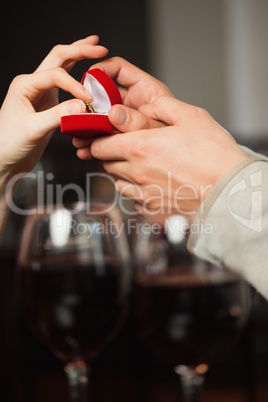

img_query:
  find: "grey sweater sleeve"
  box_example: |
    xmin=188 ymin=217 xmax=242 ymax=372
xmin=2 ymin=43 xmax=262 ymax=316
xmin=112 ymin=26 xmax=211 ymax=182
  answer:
xmin=187 ymin=147 xmax=268 ymax=299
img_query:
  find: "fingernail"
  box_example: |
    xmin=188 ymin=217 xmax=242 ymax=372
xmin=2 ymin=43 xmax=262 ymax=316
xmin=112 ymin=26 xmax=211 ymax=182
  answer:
xmin=69 ymin=100 xmax=86 ymax=114
xmin=114 ymin=107 xmax=128 ymax=126
xmin=96 ymin=45 xmax=109 ymax=53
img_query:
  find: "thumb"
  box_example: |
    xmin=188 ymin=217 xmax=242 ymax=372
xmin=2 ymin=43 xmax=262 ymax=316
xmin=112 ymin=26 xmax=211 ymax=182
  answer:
xmin=108 ymin=104 xmax=165 ymax=133
xmin=139 ymin=95 xmax=185 ymax=126
xmin=32 ymin=99 xmax=86 ymax=138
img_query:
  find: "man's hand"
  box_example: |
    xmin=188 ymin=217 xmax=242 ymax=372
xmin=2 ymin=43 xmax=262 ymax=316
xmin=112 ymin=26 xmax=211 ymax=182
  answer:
xmin=89 ymin=96 xmax=247 ymax=218
xmin=73 ymin=57 xmax=172 ymax=158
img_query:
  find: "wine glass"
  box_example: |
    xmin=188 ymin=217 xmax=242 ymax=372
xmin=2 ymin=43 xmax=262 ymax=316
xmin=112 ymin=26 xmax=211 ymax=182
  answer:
xmin=132 ymin=215 xmax=251 ymax=402
xmin=16 ymin=202 xmax=131 ymax=402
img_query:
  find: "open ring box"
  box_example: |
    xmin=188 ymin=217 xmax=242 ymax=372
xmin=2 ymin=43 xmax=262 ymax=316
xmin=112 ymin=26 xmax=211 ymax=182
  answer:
xmin=61 ymin=69 xmax=122 ymax=138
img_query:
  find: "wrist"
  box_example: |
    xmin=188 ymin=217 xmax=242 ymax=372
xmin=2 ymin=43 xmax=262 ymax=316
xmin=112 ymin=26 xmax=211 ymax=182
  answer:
xmin=212 ymin=150 xmax=248 ymax=186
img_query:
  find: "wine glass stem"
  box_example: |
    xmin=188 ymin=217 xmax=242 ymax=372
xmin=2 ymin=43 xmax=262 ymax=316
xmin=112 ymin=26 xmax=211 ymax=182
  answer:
xmin=174 ymin=364 xmax=204 ymax=402
xmin=180 ymin=375 xmax=203 ymax=402
xmin=65 ymin=359 xmax=89 ymax=402
xmin=175 ymin=364 xmax=205 ymax=402
xmin=179 ymin=373 xmax=204 ymax=402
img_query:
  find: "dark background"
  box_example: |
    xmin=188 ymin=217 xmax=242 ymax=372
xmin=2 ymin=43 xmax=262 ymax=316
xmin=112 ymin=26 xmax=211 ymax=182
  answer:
xmin=0 ymin=0 xmax=149 ymax=253
xmin=1 ymin=1 xmax=268 ymax=401
xmin=0 ymin=0 xmax=149 ymax=192
xmin=0 ymin=1 xmax=149 ymax=401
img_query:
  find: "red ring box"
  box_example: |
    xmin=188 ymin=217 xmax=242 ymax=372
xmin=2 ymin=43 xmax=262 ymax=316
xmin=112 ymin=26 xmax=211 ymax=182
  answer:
xmin=61 ymin=69 xmax=122 ymax=138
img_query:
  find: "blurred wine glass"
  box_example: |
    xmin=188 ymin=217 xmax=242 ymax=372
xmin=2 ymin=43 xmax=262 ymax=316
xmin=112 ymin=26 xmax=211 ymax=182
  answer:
xmin=17 ymin=202 xmax=131 ymax=402
xmin=132 ymin=215 xmax=251 ymax=402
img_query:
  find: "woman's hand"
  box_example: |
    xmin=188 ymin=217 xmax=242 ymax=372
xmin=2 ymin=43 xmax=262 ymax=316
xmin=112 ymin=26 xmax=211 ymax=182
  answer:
xmin=0 ymin=35 xmax=108 ymax=182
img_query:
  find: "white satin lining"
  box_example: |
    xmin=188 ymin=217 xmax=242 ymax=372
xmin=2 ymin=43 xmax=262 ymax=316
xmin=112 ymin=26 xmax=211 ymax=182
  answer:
xmin=83 ymin=73 xmax=111 ymax=115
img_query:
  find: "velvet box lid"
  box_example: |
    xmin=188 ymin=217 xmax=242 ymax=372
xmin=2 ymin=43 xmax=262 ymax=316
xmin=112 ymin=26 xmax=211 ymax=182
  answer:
xmin=61 ymin=68 xmax=122 ymax=138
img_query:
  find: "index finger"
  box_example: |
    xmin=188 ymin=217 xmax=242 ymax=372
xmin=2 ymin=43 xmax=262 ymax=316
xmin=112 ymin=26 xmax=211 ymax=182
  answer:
xmin=36 ymin=36 xmax=108 ymax=72
xmin=90 ymin=57 xmax=145 ymax=87
xmin=90 ymin=57 xmax=173 ymax=107
xmin=15 ymin=67 xmax=92 ymax=103
xmin=91 ymin=132 xmax=132 ymax=161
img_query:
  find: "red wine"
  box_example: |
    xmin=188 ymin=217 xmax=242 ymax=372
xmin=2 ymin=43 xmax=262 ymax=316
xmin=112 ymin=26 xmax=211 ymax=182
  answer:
xmin=133 ymin=271 xmax=250 ymax=368
xmin=19 ymin=255 xmax=130 ymax=363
